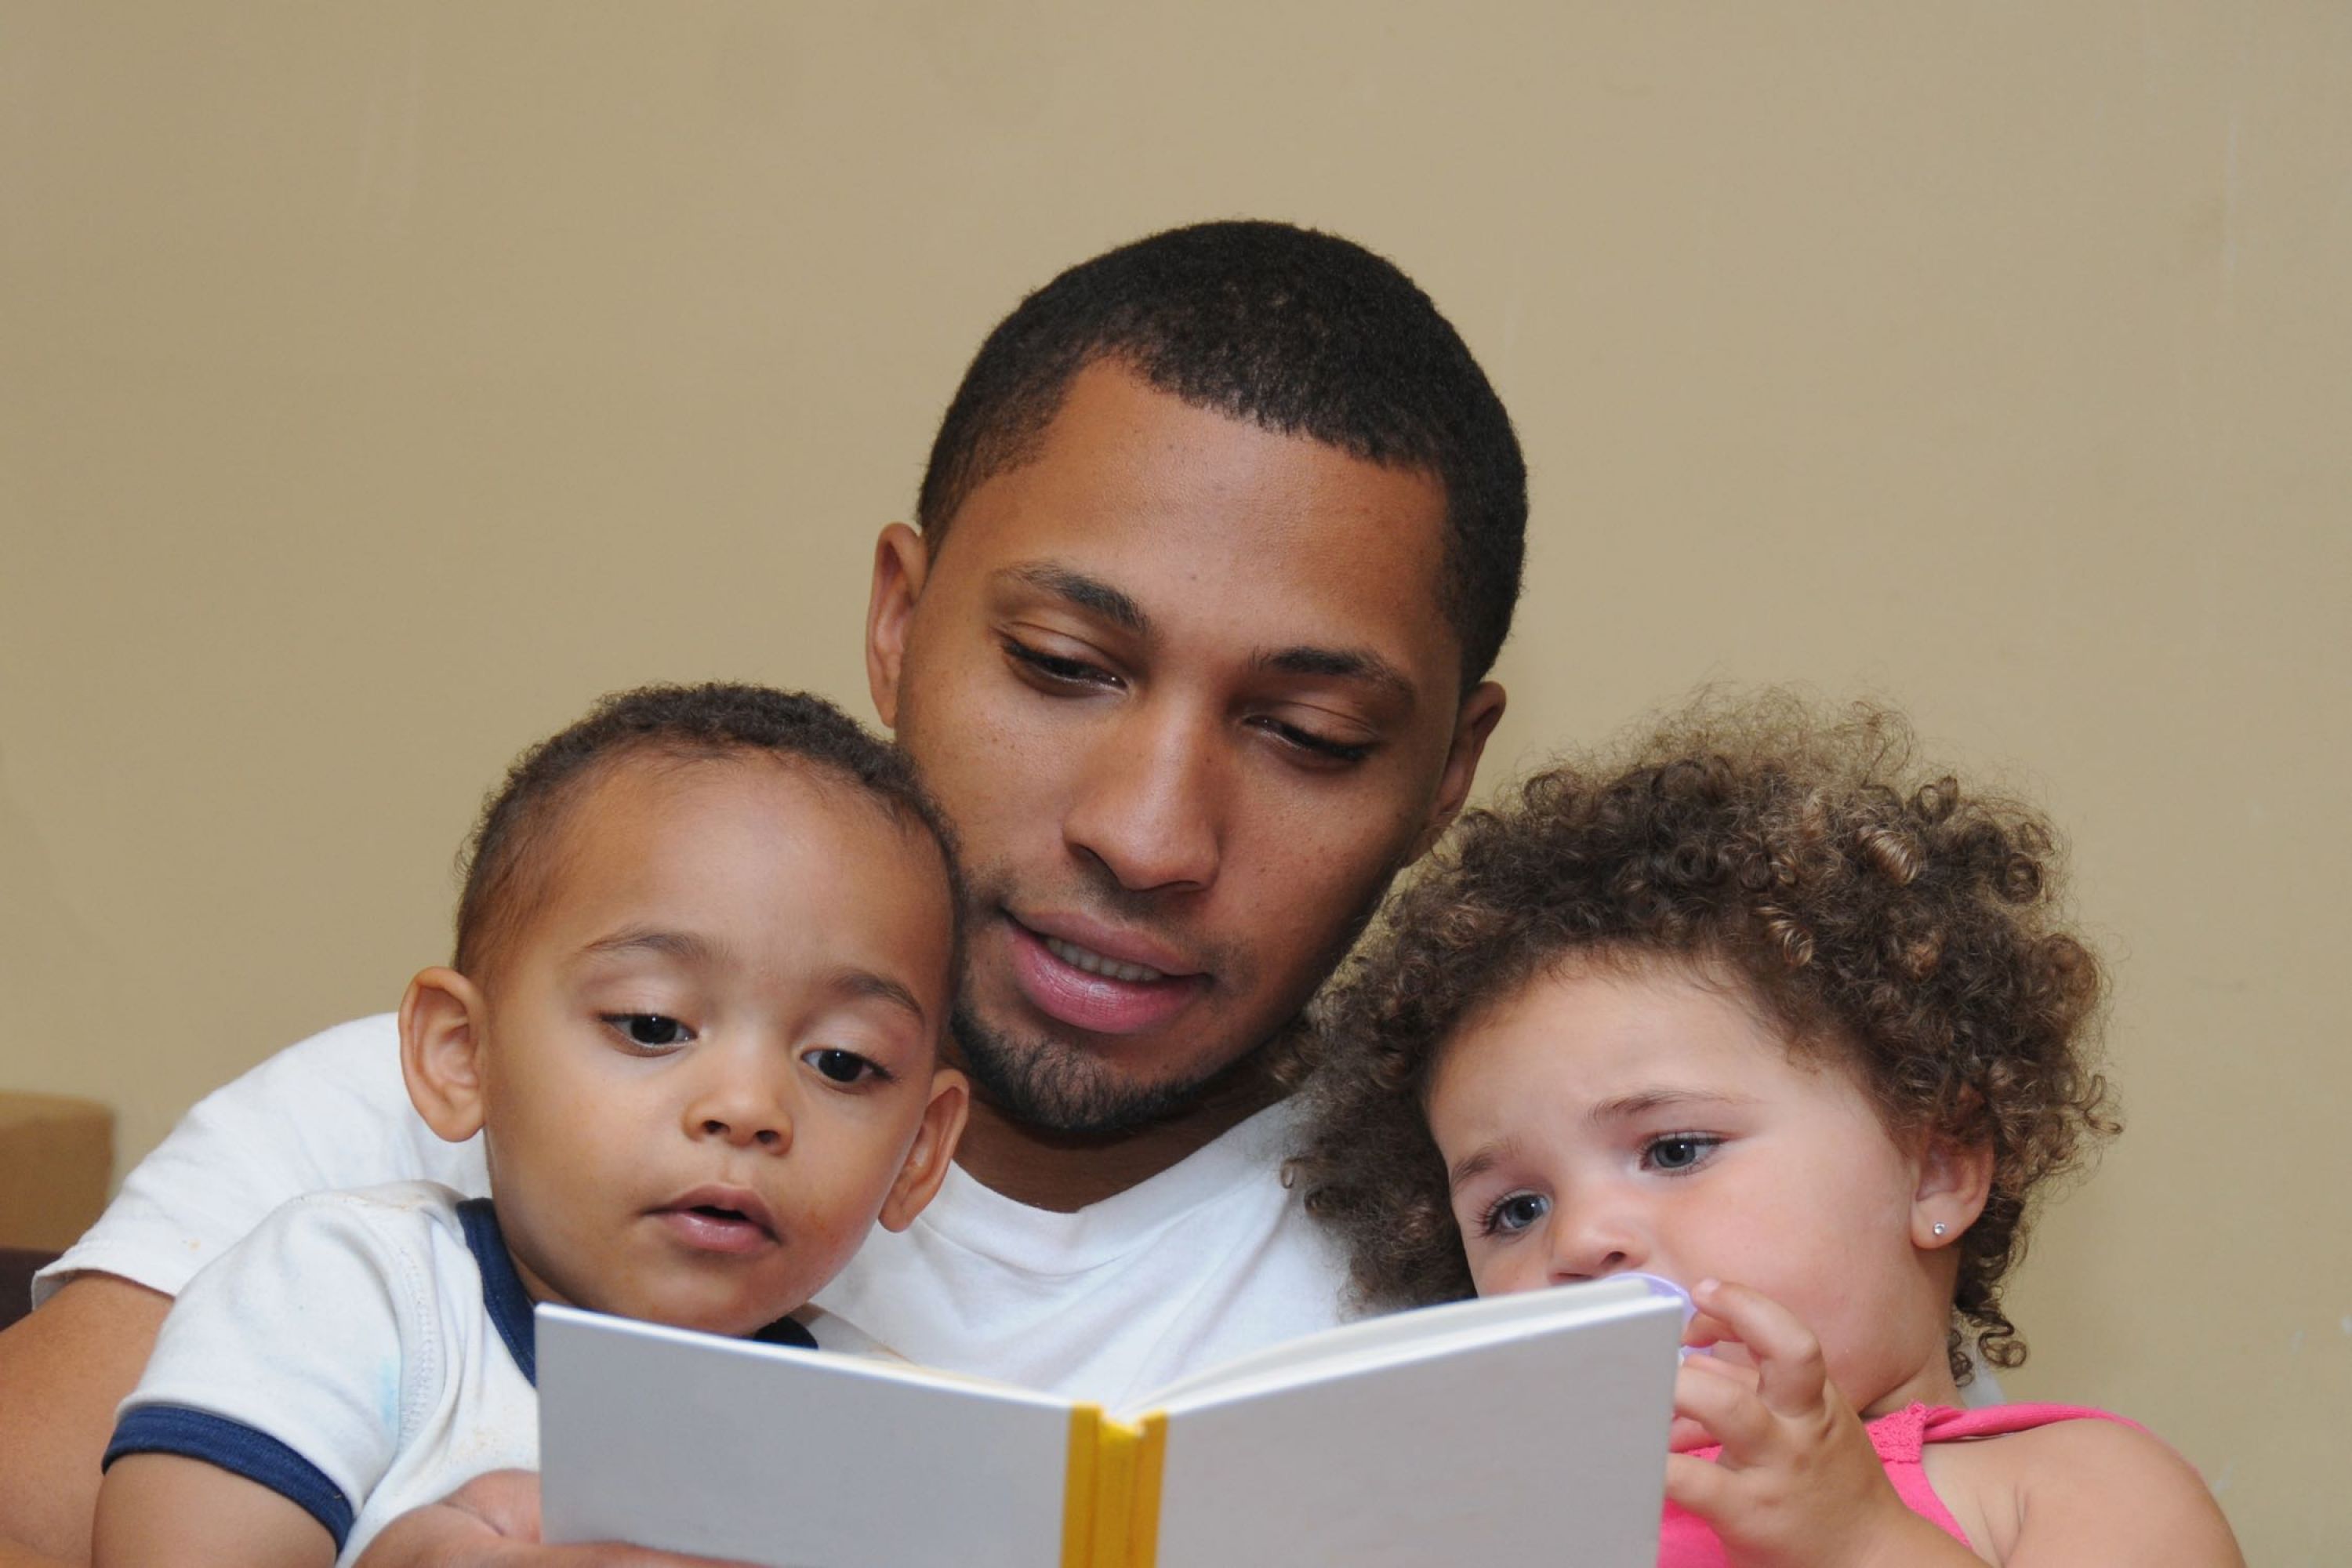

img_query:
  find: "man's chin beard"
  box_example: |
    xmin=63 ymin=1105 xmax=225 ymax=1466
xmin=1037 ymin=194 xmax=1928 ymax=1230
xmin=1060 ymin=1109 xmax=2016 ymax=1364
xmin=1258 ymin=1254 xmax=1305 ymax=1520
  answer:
xmin=949 ymin=1006 xmax=1240 ymax=1138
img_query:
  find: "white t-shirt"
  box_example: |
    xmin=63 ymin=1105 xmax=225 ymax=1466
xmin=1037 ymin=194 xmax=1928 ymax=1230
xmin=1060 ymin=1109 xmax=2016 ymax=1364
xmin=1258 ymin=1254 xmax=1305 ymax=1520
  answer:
xmin=43 ymin=1014 xmax=1352 ymax=1408
xmin=111 ymin=1183 xmax=533 ymax=1564
xmin=108 ymin=1181 xmax=826 ymax=1565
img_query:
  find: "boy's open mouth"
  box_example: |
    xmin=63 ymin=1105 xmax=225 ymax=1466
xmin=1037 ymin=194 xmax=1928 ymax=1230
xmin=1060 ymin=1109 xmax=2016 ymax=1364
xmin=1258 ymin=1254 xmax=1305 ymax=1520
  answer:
xmin=655 ymin=1186 xmax=779 ymax=1254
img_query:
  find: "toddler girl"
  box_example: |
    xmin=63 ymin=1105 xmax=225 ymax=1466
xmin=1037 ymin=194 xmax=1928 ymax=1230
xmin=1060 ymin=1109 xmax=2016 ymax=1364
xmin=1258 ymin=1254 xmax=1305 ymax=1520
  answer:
xmin=1295 ymin=696 xmax=2243 ymax=1566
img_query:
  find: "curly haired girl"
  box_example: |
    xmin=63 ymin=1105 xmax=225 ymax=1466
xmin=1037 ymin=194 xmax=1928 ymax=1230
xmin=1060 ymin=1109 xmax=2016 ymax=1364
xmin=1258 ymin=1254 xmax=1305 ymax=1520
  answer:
xmin=1294 ymin=695 xmax=2241 ymax=1566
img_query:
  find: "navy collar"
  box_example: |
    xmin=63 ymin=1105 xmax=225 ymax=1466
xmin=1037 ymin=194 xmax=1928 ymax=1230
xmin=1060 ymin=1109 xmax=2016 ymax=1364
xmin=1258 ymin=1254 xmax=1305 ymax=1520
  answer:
xmin=454 ymin=1198 xmax=816 ymax=1388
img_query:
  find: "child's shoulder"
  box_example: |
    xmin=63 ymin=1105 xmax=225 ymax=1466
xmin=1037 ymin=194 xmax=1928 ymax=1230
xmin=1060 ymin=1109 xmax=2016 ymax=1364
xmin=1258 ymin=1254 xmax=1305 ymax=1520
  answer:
xmin=1925 ymin=1406 xmax=2243 ymax=1566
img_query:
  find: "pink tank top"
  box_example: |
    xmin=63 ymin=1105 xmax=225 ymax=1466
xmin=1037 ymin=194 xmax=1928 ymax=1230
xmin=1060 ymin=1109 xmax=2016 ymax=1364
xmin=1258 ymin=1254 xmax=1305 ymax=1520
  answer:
xmin=1656 ymin=1401 xmax=2138 ymax=1565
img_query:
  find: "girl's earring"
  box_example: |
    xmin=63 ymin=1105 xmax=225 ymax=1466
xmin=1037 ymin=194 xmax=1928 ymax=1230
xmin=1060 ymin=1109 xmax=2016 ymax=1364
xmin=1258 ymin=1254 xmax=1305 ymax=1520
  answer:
xmin=1932 ymin=1222 xmax=1949 ymax=1238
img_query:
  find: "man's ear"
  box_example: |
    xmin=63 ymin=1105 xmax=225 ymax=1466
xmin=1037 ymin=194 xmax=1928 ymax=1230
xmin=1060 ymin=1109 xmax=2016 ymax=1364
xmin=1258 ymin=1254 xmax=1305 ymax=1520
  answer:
xmin=399 ymin=967 xmax=492 ymax=1146
xmin=1406 ymin=680 xmax=1506 ymax=863
xmin=1911 ymin=1134 xmax=1994 ymax=1250
xmin=865 ymin=523 xmax=931 ymax=731
xmin=877 ymin=1066 xmax=971 ymax=1232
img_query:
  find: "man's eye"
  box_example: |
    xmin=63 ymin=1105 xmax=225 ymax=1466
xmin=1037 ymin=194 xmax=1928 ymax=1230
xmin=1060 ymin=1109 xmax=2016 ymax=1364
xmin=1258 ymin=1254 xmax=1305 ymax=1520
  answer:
xmin=1254 ymin=717 xmax=1376 ymax=765
xmin=604 ymin=1014 xmax=691 ymax=1049
xmin=1479 ymin=1191 xmax=1549 ymax=1236
xmin=804 ymin=1047 xmax=886 ymax=1085
xmin=1645 ymin=1134 xmax=1719 ymax=1173
xmin=1002 ymin=637 xmax=1118 ymax=689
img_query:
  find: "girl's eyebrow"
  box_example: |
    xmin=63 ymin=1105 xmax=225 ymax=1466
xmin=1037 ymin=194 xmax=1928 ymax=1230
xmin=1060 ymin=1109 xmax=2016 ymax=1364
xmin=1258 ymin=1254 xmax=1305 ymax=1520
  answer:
xmin=1587 ymin=1087 xmax=1759 ymax=1125
xmin=1447 ymin=1137 xmax=1518 ymax=1192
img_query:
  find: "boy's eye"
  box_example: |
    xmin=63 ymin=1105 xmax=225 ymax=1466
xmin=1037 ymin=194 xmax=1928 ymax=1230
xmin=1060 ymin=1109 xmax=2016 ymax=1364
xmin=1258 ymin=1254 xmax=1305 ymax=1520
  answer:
xmin=1643 ymin=1134 xmax=1720 ymax=1173
xmin=604 ymin=1014 xmax=691 ymax=1050
xmin=804 ymin=1047 xmax=886 ymax=1085
xmin=1480 ymin=1191 xmax=1549 ymax=1236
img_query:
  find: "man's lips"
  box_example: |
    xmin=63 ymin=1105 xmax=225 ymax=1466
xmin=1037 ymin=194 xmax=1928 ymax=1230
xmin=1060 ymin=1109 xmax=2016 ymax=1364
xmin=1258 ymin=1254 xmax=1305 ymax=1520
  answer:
xmin=652 ymin=1186 xmax=779 ymax=1256
xmin=1004 ymin=917 xmax=1207 ymax=1036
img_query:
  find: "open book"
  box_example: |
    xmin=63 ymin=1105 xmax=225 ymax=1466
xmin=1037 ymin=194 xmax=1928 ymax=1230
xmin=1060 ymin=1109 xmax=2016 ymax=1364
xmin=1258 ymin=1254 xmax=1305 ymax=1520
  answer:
xmin=537 ymin=1276 xmax=1684 ymax=1567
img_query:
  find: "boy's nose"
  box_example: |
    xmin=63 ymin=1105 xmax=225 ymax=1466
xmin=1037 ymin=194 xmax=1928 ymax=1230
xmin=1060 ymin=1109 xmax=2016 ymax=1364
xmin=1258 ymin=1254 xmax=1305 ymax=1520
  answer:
xmin=685 ymin=1073 xmax=793 ymax=1152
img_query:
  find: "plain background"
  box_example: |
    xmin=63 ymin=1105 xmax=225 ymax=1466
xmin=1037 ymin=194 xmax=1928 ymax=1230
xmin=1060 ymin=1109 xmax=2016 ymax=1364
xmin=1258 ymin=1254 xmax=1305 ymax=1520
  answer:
xmin=2 ymin=4 xmax=2344 ymax=1559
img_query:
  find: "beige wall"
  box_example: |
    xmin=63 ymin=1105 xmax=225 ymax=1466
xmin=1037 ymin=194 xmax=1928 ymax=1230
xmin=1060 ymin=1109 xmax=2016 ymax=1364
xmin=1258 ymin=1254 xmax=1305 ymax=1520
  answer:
xmin=2 ymin=3 xmax=2344 ymax=1558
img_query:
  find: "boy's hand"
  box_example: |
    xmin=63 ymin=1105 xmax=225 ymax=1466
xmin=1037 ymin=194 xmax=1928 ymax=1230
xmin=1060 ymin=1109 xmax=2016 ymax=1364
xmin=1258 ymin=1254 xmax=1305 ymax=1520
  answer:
xmin=354 ymin=1472 xmax=752 ymax=1568
xmin=1663 ymin=1279 xmax=1976 ymax=1568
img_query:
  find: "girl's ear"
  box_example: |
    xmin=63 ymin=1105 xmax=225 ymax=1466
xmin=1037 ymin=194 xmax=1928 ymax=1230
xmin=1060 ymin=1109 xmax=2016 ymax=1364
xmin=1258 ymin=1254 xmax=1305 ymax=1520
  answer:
xmin=1911 ymin=1134 xmax=1994 ymax=1250
xmin=878 ymin=1066 xmax=971 ymax=1232
xmin=400 ymin=967 xmax=492 ymax=1145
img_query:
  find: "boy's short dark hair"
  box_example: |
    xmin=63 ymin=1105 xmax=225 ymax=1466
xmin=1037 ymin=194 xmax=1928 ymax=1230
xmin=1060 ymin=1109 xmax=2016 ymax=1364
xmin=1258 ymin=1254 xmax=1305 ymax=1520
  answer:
xmin=1292 ymin=693 xmax=2115 ymax=1384
xmin=454 ymin=683 xmax=963 ymax=990
xmin=916 ymin=220 xmax=1527 ymax=690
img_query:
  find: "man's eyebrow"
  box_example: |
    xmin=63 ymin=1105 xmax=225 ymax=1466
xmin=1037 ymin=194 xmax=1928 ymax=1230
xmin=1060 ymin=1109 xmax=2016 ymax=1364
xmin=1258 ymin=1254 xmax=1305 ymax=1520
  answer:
xmin=1252 ymin=644 xmax=1417 ymax=707
xmin=1002 ymin=563 xmax=1149 ymax=635
xmin=1448 ymin=1138 xmax=1517 ymax=1192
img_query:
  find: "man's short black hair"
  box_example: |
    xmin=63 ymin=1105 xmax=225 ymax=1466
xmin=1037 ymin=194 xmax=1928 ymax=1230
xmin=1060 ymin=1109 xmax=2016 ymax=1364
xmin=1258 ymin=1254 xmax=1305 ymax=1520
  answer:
xmin=454 ymin=682 xmax=963 ymax=986
xmin=916 ymin=220 xmax=1527 ymax=688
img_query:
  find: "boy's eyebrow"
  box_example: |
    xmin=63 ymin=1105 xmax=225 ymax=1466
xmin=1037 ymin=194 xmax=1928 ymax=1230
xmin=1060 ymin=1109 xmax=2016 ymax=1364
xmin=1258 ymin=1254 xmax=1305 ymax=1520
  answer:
xmin=579 ymin=928 xmax=724 ymax=966
xmin=825 ymin=966 xmax=930 ymax=1027
xmin=576 ymin=935 xmax=928 ymax=1025
xmin=1001 ymin=562 xmax=1148 ymax=634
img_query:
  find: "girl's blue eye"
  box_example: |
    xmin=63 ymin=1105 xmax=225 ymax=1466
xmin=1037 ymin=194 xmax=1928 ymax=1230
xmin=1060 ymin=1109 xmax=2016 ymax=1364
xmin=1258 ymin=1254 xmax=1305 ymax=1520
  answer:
xmin=1645 ymin=1134 xmax=1717 ymax=1172
xmin=806 ymin=1048 xmax=883 ymax=1084
xmin=606 ymin=1014 xmax=689 ymax=1049
xmin=1483 ymin=1191 xmax=1549 ymax=1236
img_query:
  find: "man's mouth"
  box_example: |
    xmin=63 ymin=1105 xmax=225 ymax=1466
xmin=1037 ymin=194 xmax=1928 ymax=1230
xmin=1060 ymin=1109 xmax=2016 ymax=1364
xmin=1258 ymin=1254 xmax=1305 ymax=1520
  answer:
xmin=1040 ymin=935 xmax=1167 ymax=984
xmin=1004 ymin=917 xmax=1206 ymax=1036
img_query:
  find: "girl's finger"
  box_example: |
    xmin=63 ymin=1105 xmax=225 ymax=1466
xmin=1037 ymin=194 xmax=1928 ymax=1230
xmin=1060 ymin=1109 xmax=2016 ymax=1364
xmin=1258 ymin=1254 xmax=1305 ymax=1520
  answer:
xmin=1663 ymin=1451 xmax=1736 ymax=1523
xmin=1689 ymin=1278 xmax=1828 ymax=1418
xmin=1673 ymin=1354 xmax=1775 ymax=1462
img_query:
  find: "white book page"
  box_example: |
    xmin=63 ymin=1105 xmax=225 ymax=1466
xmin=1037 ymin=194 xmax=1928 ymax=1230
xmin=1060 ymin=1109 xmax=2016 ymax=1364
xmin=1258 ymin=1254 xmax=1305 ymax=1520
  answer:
xmin=1148 ymin=1293 xmax=1682 ymax=1568
xmin=1131 ymin=1275 xmax=1657 ymax=1414
xmin=536 ymin=1306 xmax=1074 ymax=1568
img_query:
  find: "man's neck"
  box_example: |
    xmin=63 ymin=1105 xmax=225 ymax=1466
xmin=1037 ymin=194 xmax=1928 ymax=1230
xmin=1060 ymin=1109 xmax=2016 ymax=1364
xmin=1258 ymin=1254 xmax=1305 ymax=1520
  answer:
xmin=952 ymin=1061 xmax=1288 ymax=1211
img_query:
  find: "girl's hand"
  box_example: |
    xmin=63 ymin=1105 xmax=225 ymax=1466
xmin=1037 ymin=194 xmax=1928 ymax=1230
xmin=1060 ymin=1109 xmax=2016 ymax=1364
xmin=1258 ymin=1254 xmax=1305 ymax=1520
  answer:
xmin=1664 ymin=1279 xmax=1976 ymax=1568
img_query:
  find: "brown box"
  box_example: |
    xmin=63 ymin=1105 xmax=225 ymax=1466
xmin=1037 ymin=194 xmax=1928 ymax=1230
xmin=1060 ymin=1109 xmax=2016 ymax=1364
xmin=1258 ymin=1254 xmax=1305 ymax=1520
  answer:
xmin=0 ymin=1091 xmax=114 ymax=1251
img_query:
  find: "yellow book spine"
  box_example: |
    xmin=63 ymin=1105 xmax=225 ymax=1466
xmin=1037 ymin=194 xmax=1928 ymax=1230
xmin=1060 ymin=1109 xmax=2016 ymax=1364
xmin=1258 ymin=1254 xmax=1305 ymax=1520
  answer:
xmin=1060 ymin=1405 xmax=1168 ymax=1568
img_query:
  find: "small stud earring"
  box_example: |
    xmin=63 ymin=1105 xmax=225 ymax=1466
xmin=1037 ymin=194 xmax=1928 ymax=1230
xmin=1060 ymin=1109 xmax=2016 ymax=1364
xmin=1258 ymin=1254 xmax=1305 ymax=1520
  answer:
xmin=1932 ymin=1222 xmax=1949 ymax=1237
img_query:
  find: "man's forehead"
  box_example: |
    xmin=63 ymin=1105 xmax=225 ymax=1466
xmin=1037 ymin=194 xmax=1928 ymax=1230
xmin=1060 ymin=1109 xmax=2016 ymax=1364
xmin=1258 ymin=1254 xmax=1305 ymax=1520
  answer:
xmin=934 ymin=363 xmax=1464 ymax=683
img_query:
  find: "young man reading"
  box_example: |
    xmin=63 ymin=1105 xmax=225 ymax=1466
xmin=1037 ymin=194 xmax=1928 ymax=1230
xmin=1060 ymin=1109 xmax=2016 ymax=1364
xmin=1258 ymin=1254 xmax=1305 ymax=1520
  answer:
xmin=0 ymin=220 xmax=1527 ymax=1568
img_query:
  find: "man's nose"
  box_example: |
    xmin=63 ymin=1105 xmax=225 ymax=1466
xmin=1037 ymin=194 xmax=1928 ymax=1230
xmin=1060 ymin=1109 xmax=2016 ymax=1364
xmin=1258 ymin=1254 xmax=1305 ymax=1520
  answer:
xmin=1544 ymin=1198 xmax=1646 ymax=1285
xmin=1061 ymin=699 xmax=1222 ymax=893
xmin=684 ymin=1057 xmax=793 ymax=1153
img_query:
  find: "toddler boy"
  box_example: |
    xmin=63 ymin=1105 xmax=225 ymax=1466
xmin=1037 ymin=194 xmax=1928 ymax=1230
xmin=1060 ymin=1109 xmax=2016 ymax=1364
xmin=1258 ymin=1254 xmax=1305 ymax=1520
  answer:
xmin=93 ymin=684 xmax=971 ymax=1567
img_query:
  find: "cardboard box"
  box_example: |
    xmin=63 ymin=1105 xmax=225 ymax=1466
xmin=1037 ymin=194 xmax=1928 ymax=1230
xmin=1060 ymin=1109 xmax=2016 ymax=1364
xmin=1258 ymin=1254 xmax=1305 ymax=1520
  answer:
xmin=0 ymin=1091 xmax=114 ymax=1251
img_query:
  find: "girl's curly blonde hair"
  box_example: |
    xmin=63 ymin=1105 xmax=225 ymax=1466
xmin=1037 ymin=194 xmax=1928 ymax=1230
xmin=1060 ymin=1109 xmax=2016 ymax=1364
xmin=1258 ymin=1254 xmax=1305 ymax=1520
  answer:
xmin=1290 ymin=695 xmax=2116 ymax=1382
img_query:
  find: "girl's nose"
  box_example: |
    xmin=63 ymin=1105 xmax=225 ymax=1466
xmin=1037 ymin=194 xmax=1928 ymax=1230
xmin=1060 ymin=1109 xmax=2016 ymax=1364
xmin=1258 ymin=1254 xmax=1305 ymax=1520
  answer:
xmin=1544 ymin=1202 xmax=1646 ymax=1284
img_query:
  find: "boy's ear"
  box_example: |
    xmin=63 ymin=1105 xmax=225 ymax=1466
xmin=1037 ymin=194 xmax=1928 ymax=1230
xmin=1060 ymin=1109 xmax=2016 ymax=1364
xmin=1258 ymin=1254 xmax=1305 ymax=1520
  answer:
xmin=399 ymin=967 xmax=492 ymax=1146
xmin=877 ymin=1065 xmax=970 ymax=1232
xmin=864 ymin=522 xmax=931 ymax=732
xmin=1911 ymin=1134 xmax=1994 ymax=1250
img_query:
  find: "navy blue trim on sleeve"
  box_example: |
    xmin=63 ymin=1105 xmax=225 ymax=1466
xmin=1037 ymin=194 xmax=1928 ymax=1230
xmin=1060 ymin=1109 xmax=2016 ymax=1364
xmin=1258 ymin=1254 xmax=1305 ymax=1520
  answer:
xmin=456 ymin=1197 xmax=538 ymax=1386
xmin=753 ymin=1314 xmax=818 ymax=1350
xmin=105 ymin=1405 xmax=356 ymax=1550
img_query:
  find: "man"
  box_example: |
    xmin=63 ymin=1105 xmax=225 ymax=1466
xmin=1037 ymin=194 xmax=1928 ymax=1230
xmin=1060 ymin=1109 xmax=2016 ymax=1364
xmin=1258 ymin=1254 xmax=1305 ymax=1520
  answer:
xmin=0 ymin=220 xmax=1525 ymax=1567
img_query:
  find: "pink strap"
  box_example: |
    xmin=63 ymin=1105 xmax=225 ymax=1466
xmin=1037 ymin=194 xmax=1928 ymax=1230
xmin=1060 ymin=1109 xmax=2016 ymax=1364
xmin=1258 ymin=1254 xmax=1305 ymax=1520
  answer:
xmin=1922 ymin=1401 xmax=2145 ymax=1442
